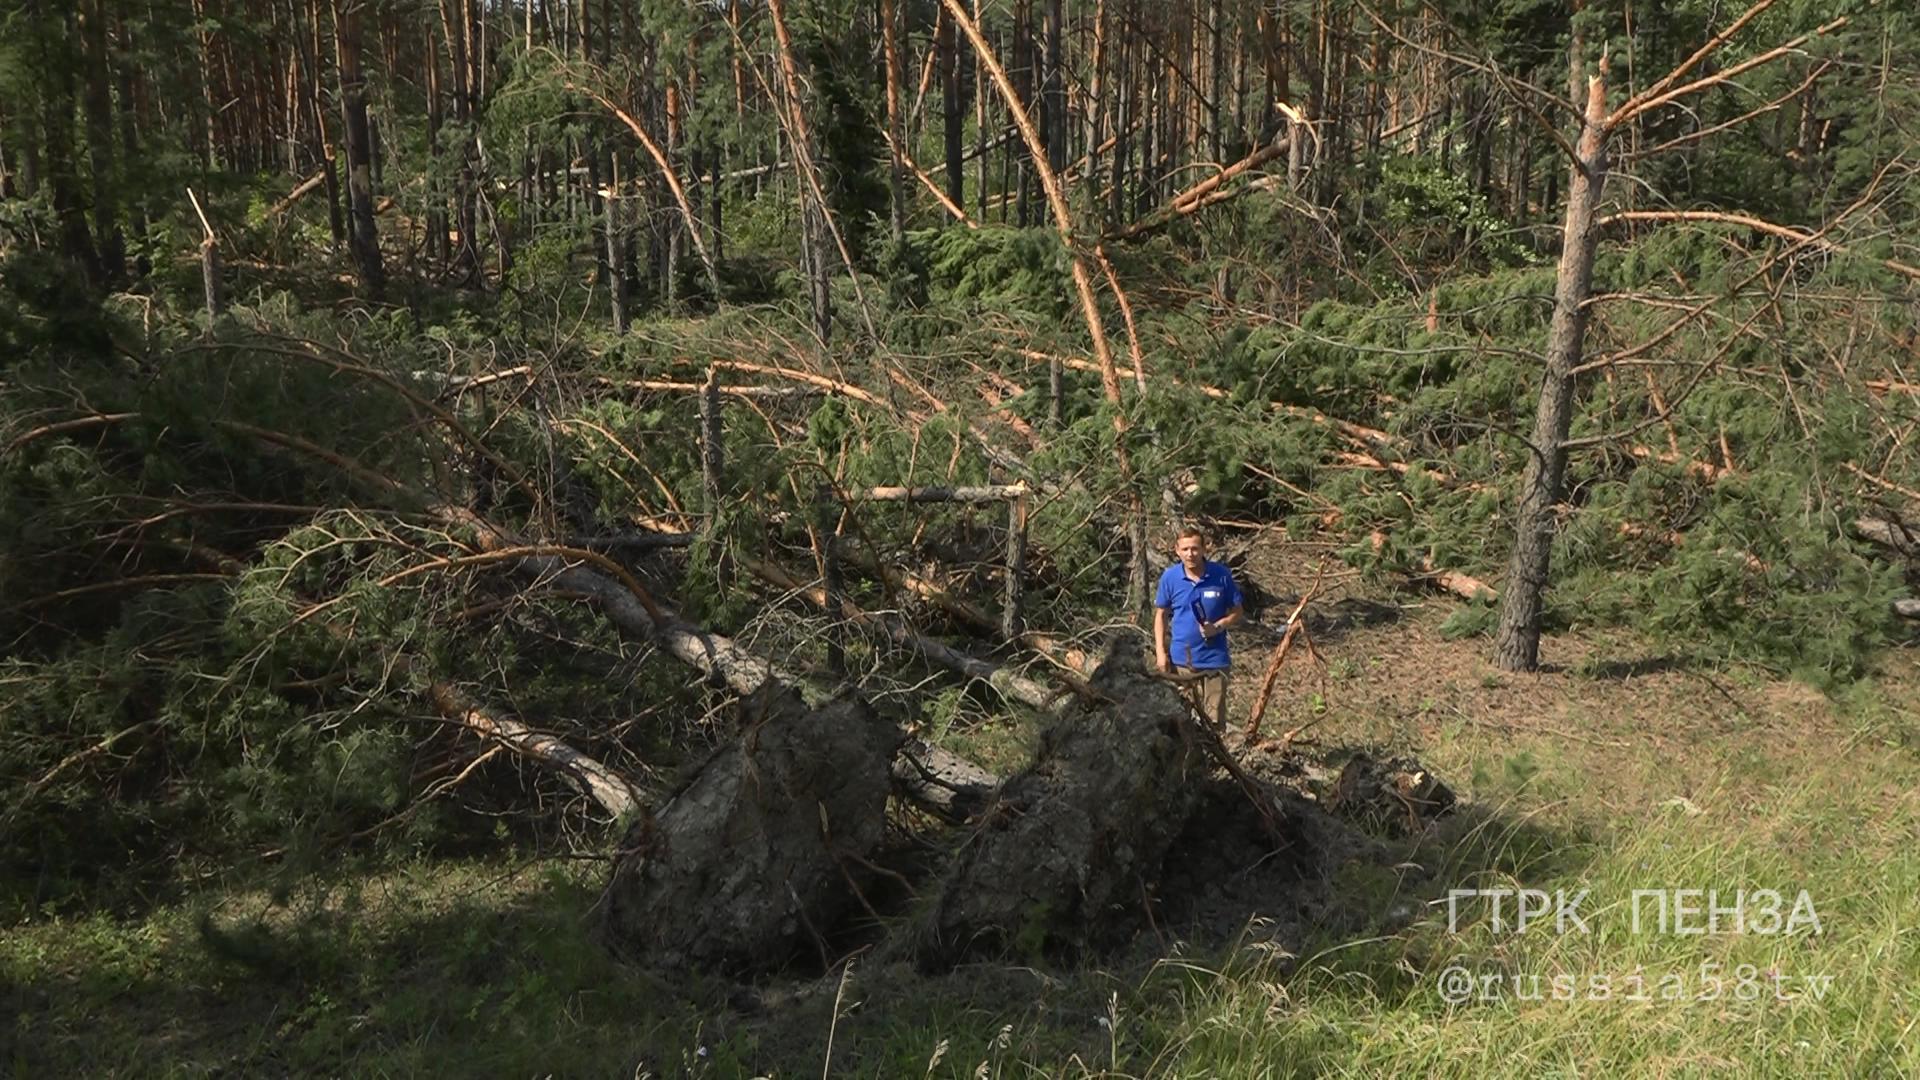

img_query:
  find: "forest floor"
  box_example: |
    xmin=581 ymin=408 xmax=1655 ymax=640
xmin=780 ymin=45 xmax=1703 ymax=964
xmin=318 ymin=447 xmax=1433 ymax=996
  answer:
xmin=7 ymin=544 xmax=1920 ymax=1077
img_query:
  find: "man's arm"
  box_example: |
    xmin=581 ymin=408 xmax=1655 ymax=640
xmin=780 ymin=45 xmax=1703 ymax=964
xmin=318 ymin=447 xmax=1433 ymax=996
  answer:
xmin=1206 ymin=603 xmax=1245 ymax=639
xmin=1203 ymin=568 xmax=1246 ymax=639
xmin=1153 ymin=606 xmax=1172 ymax=672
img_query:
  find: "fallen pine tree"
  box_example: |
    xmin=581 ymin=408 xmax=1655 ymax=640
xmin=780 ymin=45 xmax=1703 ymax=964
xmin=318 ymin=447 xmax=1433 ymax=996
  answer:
xmin=0 ymin=335 xmax=1512 ymax=978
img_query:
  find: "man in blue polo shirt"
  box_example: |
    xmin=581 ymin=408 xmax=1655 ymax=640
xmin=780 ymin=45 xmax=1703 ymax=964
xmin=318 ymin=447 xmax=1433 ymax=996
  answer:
xmin=1153 ymin=527 xmax=1244 ymax=729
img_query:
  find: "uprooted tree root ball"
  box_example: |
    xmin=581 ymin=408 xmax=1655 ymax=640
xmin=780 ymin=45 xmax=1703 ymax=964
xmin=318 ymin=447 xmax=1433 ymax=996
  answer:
xmin=596 ymin=685 xmax=902 ymax=972
xmin=594 ymin=638 xmax=1457 ymax=978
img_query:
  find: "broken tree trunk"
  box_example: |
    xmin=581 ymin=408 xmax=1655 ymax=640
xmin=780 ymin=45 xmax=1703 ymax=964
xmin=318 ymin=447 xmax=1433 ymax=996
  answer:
xmin=1493 ymin=52 xmax=1610 ymax=672
xmin=1105 ymin=137 xmax=1290 ymax=241
xmin=853 ymin=484 xmax=1029 ymax=503
xmin=1366 ymin=531 xmax=1497 ymax=603
xmin=893 ymin=737 xmax=1001 ymax=824
xmin=914 ymin=641 xmax=1206 ymax=967
xmin=187 ymin=189 xmax=221 ymax=323
xmin=598 ymin=684 xmax=900 ymax=972
xmin=1003 ymin=491 xmax=1027 ymax=640
xmin=264 ymin=169 xmax=328 ymax=220
xmin=424 ymin=677 xmax=642 ymax=820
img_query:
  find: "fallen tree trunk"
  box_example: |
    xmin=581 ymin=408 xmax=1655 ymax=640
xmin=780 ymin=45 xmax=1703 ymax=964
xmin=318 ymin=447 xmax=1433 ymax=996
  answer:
xmin=264 ymin=170 xmax=328 ymax=220
xmin=434 ymin=508 xmax=1023 ymax=829
xmin=597 ymin=377 xmax=821 ymax=401
xmin=315 ymin=598 xmax=647 ymax=824
xmin=426 ymin=506 xmax=808 ymax=700
xmin=893 ymin=737 xmax=1001 ymax=824
xmin=503 ymin=551 xmax=794 ymax=696
xmin=1105 ymin=138 xmax=1290 ymax=242
xmin=853 ymin=484 xmax=1028 ymax=503
xmin=424 ymin=678 xmax=643 ymax=820
xmin=1367 ymin=531 xmax=1496 ymax=602
xmin=427 ymin=511 xmax=1014 ymax=828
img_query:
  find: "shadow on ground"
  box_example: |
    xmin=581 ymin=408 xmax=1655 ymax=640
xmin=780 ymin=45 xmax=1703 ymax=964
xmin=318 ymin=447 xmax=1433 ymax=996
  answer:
xmin=3 ymin=757 xmax=1591 ymax=1078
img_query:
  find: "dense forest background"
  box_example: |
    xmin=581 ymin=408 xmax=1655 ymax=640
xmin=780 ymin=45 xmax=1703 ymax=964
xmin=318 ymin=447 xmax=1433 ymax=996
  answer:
xmin=4 ymin=0 xmax=1920 ymax=1073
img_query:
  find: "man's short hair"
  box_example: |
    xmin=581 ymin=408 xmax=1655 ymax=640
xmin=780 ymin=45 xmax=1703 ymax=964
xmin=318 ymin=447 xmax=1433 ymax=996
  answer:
xmin=1174 ymin=526 xmax=1208 ymax=546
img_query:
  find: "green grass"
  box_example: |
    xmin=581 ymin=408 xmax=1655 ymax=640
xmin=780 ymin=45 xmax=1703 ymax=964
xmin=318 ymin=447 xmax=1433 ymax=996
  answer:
xmin=4 ymin=861 xmax=702 ymax=1077
xmin=7 ymin=675 xmax=1920 ymax=1077
xmin=1144 ymin=774 xmax=1920 ymax=1076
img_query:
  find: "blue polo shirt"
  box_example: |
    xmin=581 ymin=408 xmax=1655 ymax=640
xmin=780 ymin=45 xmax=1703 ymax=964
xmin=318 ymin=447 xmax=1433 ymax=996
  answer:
xmin=1155 ymin=559 xmax=1242 ymax=670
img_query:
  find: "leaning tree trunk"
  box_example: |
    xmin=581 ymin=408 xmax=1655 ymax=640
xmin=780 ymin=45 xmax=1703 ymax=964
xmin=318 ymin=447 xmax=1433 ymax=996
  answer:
xmin=1493 ymin=58 xmax=1609 ymax=672
xmin=940 ymin=0 xmax=1148 ymax=615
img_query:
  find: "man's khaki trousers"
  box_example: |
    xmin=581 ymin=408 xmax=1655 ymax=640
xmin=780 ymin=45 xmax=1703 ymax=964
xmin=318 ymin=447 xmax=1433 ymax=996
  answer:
xmin=1172 ymin=666 xmax=1229 ymax=729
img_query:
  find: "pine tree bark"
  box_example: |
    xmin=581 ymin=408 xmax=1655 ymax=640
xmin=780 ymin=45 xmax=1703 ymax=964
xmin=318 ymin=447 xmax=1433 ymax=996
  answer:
xmin=425 ymin=18 xmax=448 ymax=265
xmin=938 ymin=6 xmax=964 ymax=207
xmin=605 ymin=149 xmax=630 ymax=331
xmin=297 ymin=0 xmax=346 ymax=246
xmin=79 ymin=0 xmax=124 ymax=283
xmin=664 ymin=79 xmax=683 ymax=309
xmin=881 ymin=0 xmax=908 ymax=241
xmin=1043 ymin=0 xmax=1064 ymax=178
xmin=975 ymin=0 xmax=989 ymax=219
xmin=333 ymin=0 xmax=385 ymax=298
xmin=1493 ymin=58 xmax=1610 ymax=672
xmin=35 ymin=0 xmax=102 ymax=283
xmin=436 ymin=0 xmax=478 ymax=284
xmin=766 ymin=0 xmax=834 ymax=342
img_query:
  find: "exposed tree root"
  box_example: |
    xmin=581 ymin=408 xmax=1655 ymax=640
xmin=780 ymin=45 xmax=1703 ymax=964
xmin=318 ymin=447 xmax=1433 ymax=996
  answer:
xmin=598 ymin=685 xmax=900 ymax=972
